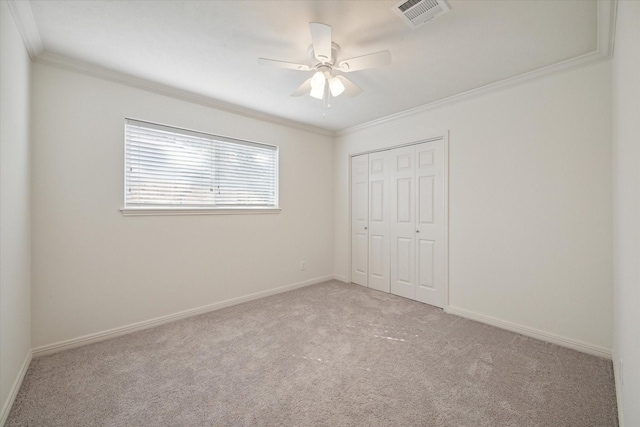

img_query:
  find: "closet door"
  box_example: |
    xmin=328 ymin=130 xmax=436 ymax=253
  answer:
xmin=390 ymin=145 xmax=416 ymax=299
xmin=351 ymin=154 xmax=369 ymax=286
xmin=367 ymin=150 xmax=392 ymax=293
xmin=415 ymin=141 xmax=445 ymax=307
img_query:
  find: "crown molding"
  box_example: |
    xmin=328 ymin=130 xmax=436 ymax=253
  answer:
xmin=34 ymin=52 xmax=334 ymax=137
xmin=3 ymin=0 xmax=332 ymax=138
xmin=9 ymin=0 xmax=616 ymax=139
xmin=598 ymin=0 xmax=617 ymax=57
xmin=6 ymin=0 xmax=331 ymax=137
xmin=6 ymin=0 xmax=42 ymax=60
xmin=334 ymin=51 xmax=606 ymax=137
xmin=335 ymin=0 xmax=618 ymax=137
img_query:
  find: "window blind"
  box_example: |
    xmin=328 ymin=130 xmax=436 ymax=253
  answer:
xmin=125 ymin=119 xmax=278 ymax=208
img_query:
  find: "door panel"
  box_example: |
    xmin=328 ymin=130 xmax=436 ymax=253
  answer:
xmin=397 ymin=178 xmax=412 ymax=223
xmin=354 ymin=234 xmax=368 ymax=277
xmin=351 ymin=155 xmax=368 ymax=286
xmin=370 ymin=235 xmax=385 ymax=278
xmin=396 ymin=237 xmax=412 ymax=283
xmin=390 ymin=145 xmax=416 ymax=299
xmin=418 ymin=176 xmax=434 ymax=224
xmin=354 ymin=182 xmax=367 ymax=222
xmin=368 ymin=150 xmax=392 ymax=293
xmin=418 ymin=149 xmax=434 ymax=167
xmin=415 ymin=141 xmax=445 ymax=307
xmin=370 ymin=181 xmax=384 ymax=221
xmin=418 ymin=239 xmax=435 ymax=289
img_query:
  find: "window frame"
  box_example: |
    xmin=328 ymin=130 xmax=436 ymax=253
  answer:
xmin=120 ymin=118 xmax=280 ymax=216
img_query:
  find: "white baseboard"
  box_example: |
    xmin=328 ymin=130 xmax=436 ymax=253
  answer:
xmin=444 ymin=305 xmax=612 ymax=359
xmin=333 ymin=274 xmax=348 ymax=283
xmin=32 ymin=275 xmax=334 ymax=358
xmin=613 ymin=355 xmax=625 ymax=427
xmin=0 ymin=350 xmax=32 ymax=427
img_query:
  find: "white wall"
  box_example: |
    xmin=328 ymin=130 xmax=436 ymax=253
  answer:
xmin=334 ymin=61 xmax=613 ymax=352
xmin=31 ymin=63 xmax=334 ymax=348
xmin=612 ymin=1 xmax=640 ymax=425
xmin=0 ymin=0 xmax=32 ymax=420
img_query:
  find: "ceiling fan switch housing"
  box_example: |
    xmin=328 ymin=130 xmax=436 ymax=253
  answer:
xmin=308 ymin=42 xmax=341 ymax=66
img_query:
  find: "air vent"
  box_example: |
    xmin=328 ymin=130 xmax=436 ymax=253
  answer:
xmin=392 ymin=0 xmax=450 ymax=29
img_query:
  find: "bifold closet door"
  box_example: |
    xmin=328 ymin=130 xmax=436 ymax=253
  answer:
xmin=415 ymin=141 xmax=445 ymax=307
xmin=351 ymin=154 xmax=368 ymax=287
xmin=351 ymin=140 xmax=444 ymax=306
xmin=367 ymin=150 xmax=392 ymax=293
xmin=389 ymin=140 xmax=445 ymax=308
xmin=390 ymin=145 xmax=417 ymax=300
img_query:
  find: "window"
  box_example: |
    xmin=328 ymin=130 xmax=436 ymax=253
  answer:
xmin=123 ymin=119 xmax=279 ymax=214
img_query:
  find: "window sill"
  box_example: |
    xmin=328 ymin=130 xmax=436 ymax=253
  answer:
xmin=120 ymin=207 xmax=281 ymax=216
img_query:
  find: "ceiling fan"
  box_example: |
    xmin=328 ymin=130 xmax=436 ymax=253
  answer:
xmin=258 ymin=23 xmax=391 ymax=105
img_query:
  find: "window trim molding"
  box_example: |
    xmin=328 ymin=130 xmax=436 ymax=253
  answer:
xmin=123 ymin=118 xmax=280 ymax=214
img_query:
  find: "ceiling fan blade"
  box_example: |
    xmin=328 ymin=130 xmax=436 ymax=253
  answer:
xmin=338 ymin=50 xmax=391 ymax=72
xmin=336 ymin=76 xmax=362 ymax=97
xmin=291 ymin=78 xmax=313 ymax=97
xmin=258 ymin=58 xmax=310 ymax=71
xmin=309 ymin=22 xmax=332 ymax=63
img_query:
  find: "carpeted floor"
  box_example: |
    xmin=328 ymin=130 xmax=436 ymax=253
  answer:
xmin=7 ymin=280 xmax=618 ymax=426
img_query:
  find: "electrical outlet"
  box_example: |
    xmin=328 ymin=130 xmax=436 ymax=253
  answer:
xmin=300 ymin=261 xmax=306 ymax=271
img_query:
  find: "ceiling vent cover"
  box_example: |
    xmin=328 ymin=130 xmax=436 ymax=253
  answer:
xmin=392 ymin=0 xmax=450 ymax=29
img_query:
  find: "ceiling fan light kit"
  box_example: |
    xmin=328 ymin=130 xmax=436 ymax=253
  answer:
xmin=329 ymin=76 xmax=345 ymax=97
xmin=258 ymin=22 xmax=391 ymax=107
xmin=309 ymin=70 xmax=326 ymax=99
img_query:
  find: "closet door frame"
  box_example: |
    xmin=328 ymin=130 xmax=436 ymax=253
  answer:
xmin=348 ymin=132 xmax=449 ymax=308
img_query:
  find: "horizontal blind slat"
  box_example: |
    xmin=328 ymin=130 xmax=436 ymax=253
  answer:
xmin=125 ymin=120 xmax=278 ymax=208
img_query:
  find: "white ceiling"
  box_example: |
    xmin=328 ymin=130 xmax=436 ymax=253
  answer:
xmin=26 ymin=0 xmax=601 ymax=132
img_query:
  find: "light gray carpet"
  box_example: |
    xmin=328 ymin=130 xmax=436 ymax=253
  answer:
xmin=7 ymin=281 xmax=618 ymax=426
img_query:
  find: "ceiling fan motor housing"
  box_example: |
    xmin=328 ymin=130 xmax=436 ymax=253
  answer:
xmin=308 ymin=42 xmax=341 ymax=66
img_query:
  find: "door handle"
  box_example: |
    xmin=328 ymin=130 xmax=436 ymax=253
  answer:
xmin=364 ymin=227 xmax=368 ymax=230
xmin=416 ymin=230 xmax=420 ymax=233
